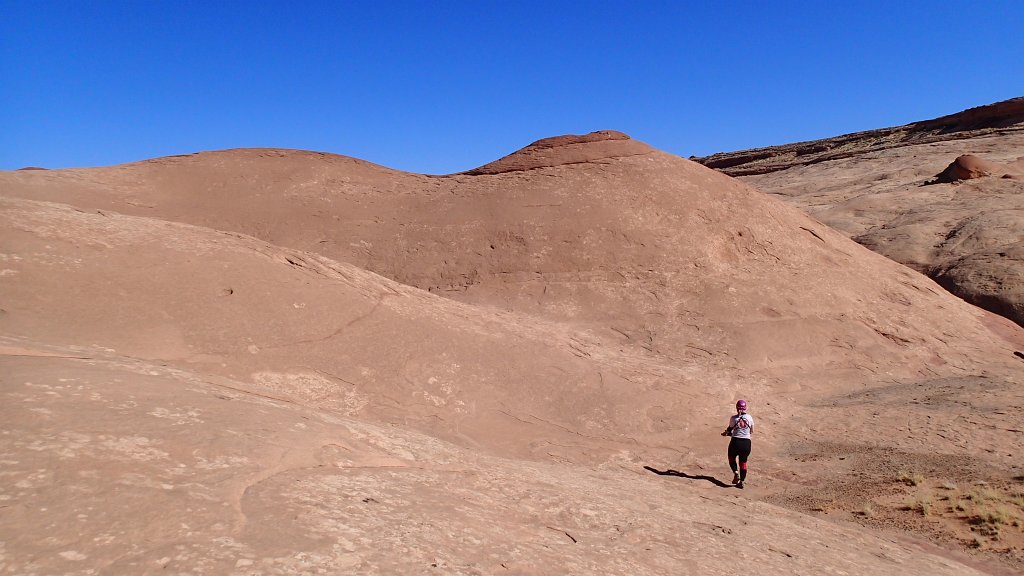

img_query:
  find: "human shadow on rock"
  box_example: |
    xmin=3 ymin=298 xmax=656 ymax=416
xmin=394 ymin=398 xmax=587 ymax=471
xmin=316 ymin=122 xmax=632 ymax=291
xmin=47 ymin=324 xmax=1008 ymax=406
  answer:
xmin=643 ymin=466 xmax=732 ymax=488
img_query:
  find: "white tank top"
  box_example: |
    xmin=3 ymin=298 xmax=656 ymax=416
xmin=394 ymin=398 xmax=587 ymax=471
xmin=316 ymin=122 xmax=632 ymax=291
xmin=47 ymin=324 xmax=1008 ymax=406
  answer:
xmin=729 ymin=414 xmax=754 ymax=439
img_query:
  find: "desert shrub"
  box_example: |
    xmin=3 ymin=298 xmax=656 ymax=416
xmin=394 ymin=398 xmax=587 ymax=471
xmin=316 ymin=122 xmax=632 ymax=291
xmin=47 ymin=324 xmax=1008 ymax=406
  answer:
xmin=860 ymin=502 xmax=874 ymax=517
xmin=978 ymin=487 xmax=1000 ymax=502
xmin=919 ymin=500 xmax=932 ymax=516
xmin=981 ymin=507 xmax=1010 ymax=525
xmin=963 ymin=489 xmax=990 ymax=503
xmin=897 ymin=471 xmax=925 ymax=487
xmin=903 ymin=498 xmax=931 ymax=516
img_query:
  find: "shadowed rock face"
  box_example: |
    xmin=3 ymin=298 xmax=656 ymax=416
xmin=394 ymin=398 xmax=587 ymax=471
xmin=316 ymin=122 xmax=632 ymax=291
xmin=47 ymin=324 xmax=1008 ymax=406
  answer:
xmin=696 ymin=98 xmax=1024 ymax=328
xmin=2 ymin=132 xmax=1023 ymax=573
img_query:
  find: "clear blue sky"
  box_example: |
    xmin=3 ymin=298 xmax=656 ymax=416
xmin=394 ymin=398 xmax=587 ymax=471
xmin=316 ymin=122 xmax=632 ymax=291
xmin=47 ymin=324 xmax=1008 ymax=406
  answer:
xmin=2 ymin=1 xmax=1022 ymax=173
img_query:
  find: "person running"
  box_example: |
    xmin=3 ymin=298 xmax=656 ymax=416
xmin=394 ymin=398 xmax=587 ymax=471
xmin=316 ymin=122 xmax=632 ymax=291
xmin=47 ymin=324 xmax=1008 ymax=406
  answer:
xmin=721 ymin=399 xmax=754 ymax=489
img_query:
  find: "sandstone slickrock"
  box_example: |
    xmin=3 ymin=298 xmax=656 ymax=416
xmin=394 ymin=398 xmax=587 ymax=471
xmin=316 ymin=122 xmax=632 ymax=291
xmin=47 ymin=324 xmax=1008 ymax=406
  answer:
xmin=933 ymin=154 xmax=1024 ymax=183
xmin=2 ymin=131 xmax=1023 ymax=573
xmin=698 ymin=97 xmax=1024 ymax=176
xmin=696 ymin=97 xmax=1024 ymax=328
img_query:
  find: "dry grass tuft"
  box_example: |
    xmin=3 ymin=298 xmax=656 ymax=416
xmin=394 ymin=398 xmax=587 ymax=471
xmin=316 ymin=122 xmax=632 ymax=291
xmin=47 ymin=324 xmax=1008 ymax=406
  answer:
xmin=897 ymin=471 xmax=925 ymax=487
xmin=860 ymin=502 xmax=875 ymax=518
xmin=978 ymin=507 xmax=1011 ymax=525
xmin=903 ymin=498 xmax=932 ymax=516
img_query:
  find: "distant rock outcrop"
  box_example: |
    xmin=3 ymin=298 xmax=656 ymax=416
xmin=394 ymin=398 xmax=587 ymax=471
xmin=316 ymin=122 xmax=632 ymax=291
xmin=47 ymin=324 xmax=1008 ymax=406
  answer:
xmin=933 ymin=153 xmax=1024 ymax=182
xmin=695 ymin=97 xmax=1024 ymax=176
xmin=697 ymin=98 xmax=1024 ymax=327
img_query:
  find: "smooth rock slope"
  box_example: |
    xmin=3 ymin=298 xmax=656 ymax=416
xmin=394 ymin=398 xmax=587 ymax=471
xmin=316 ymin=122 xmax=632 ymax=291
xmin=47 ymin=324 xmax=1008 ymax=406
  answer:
xmin=696 ymin=97 xmax=1024 ymax=328
xmin=2 ymin=131 xmax=1023 ymax=573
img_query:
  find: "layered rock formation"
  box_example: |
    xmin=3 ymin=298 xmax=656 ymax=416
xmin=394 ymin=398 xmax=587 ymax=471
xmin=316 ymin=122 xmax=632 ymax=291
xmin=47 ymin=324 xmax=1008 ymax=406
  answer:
xmin=696 ymin=98 xmax=1024 ymax=328
xmin=698 ymin=97 xmax=1024 ymax=176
